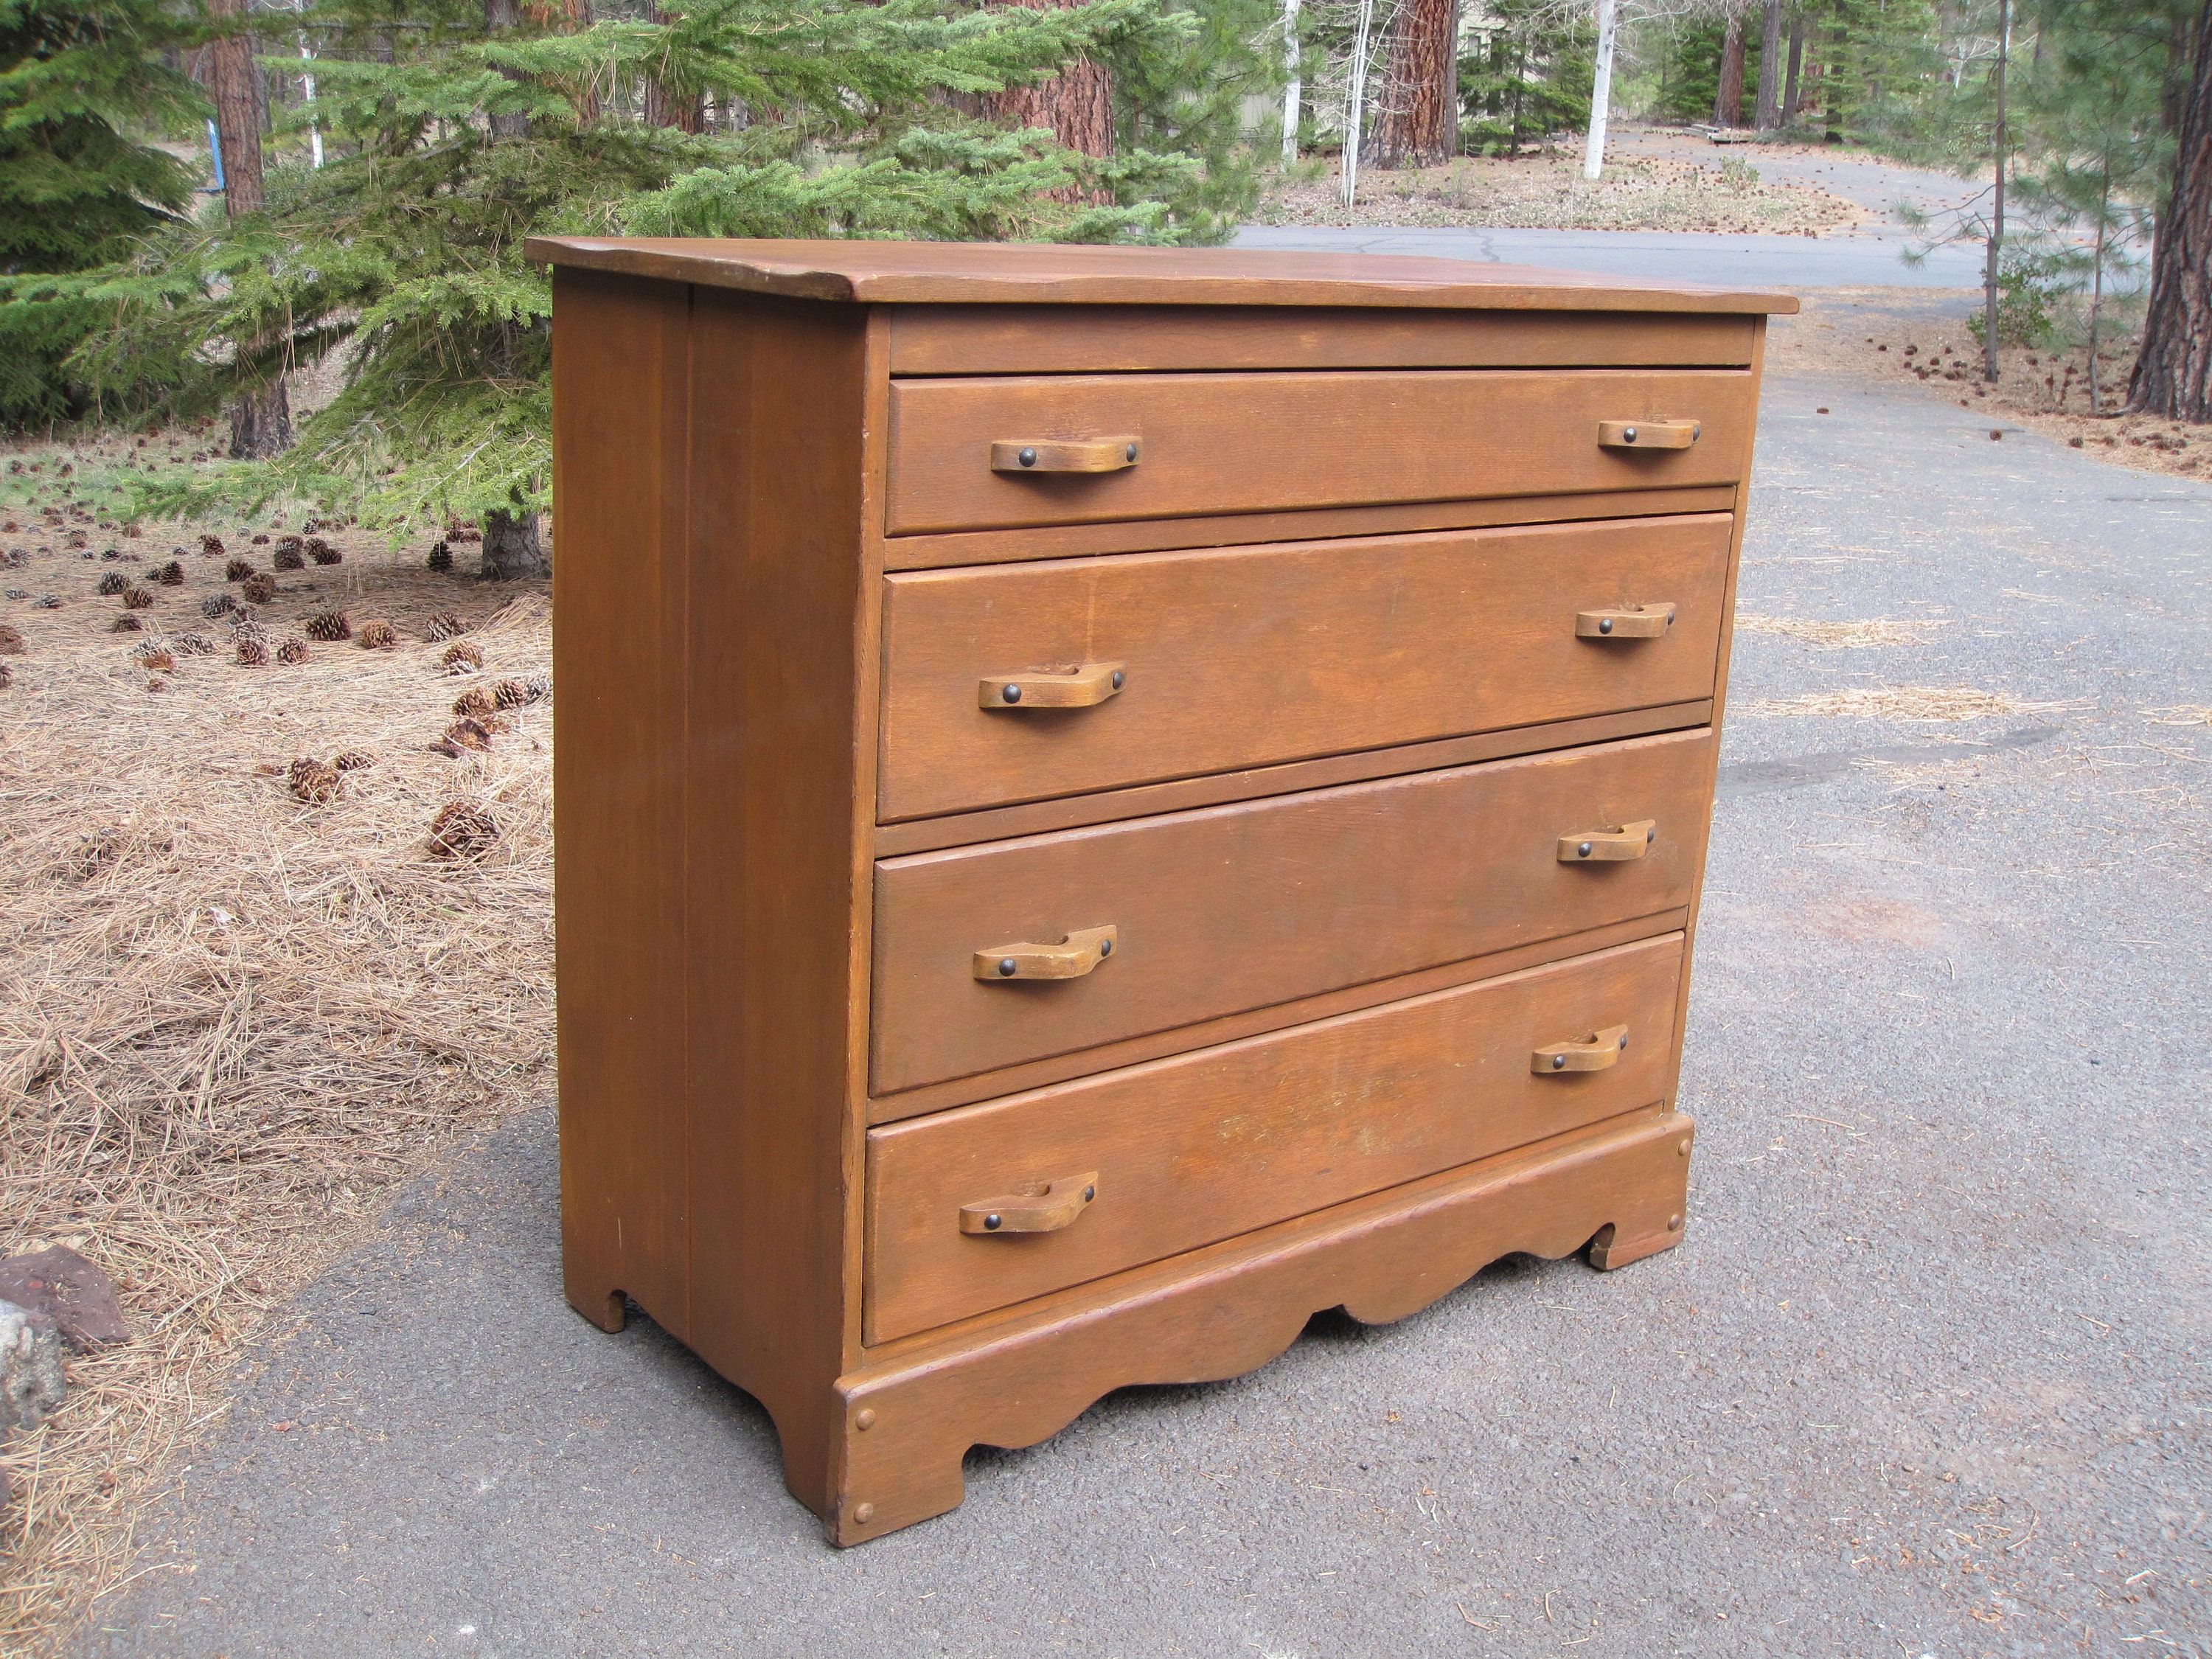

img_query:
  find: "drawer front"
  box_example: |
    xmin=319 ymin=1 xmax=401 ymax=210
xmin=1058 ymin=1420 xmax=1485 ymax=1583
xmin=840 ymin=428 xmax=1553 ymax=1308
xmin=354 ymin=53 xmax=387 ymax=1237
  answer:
xmin=870 ymin=728 xmax=1712 ymax=1094
xmin=879 ymin=514 xmax=1732 ymax=821
xmin=885 ymin=369 xmax=1755 ymax=535
xmin=866 ymin=933 xmax=1686 ymax=1343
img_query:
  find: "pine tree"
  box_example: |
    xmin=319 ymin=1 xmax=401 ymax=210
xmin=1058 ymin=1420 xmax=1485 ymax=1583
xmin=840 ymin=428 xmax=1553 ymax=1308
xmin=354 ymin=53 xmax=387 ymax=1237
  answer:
xmin=56 ymin=0 xmax=1218 ymax=565
xmin=1458 ymin=1 xmax=1593 ymax=156
xmin=2129 ymin=0 xmax=2211 ymax=418
xmin=0 ymin=0 xmax=201 ymax=426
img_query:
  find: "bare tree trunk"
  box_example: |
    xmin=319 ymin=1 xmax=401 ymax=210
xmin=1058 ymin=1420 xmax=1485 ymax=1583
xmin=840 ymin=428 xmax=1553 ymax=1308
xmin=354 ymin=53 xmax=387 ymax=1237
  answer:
xmin=1782 ymin=11 xmax=1804 ymax=125
xmin=2090 ymin=175 xmax=2109 ymax=414
xmin=484 ymin=0 xmax=531 ymax=139
xmin=1371 ymin=0 xmax=1459 ymax=168
xmin=1756 ymin=0 xmax=1784 ymax=130
xmin=1281 ymin=0 xmax=1301 ymax=163
xmin=2131 ymin=0 xmax=2212 ymax=420
xmin=1582 ymin=0 xmax=1617 ymax=181
xmin=1983 ymin=0 xmax=2008 ymax=384
xmin=1714 ymin=15 xmax=1746 ymax=128
xmin=481 ymin=509 xmax=548 ymax=579
xmin=527 ymin=0 xmax=598 ymax=124
xmin=207 ymin=0 xmax=292 ymax=459
xmin=990 ymin=0 xmax=1113 ymax=161
xmin=644 ymin=3 xmax=702 ymax=131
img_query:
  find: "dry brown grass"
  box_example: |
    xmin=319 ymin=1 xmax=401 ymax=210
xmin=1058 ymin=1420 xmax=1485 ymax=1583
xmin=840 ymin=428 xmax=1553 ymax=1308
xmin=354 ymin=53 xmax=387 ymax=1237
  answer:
xmin=1734 ymin=613 xmax=1950 ymax=649
xmin=0 ymin=470 xmax=553 ymax=1652
xmin=1744 ymin=685 xmax=2079 ymax=721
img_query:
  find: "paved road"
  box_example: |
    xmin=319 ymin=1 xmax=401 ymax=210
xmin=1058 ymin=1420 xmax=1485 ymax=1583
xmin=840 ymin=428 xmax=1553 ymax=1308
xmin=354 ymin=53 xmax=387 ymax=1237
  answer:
xmin=88 ymin=371 xmax=2212 ymax=1656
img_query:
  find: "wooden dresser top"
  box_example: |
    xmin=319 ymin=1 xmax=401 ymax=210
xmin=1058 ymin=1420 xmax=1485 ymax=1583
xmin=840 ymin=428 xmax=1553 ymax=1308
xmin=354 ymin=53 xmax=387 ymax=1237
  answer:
xmin=525 ymin=237 xmax=1799 ymax=316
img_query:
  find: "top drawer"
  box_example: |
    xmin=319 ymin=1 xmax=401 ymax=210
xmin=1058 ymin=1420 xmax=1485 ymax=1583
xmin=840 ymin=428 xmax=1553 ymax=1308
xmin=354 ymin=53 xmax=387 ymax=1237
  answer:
xmin=885 ymin=369 xmax=1756 ymax=536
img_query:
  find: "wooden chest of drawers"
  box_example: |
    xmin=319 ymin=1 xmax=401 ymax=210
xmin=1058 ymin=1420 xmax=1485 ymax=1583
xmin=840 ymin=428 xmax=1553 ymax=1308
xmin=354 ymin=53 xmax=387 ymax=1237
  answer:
xmin=531 ymin=237 xmax=1792 ymax=1544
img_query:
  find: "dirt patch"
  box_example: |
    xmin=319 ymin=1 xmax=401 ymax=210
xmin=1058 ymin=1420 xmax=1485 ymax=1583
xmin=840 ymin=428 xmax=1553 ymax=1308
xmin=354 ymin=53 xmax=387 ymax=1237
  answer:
xmin=1768 ymin=288 xmax=2212 ymax=482
xmin=1261 ymin=147 xmax=1863 ymax=234
xmin=1745 ymin=686 xmax=2077 ymax=721
xmin=0 ymin=425 xmax=552 ymax=1652
xmin=1736 ymin=613 xmax=1950 ymax=649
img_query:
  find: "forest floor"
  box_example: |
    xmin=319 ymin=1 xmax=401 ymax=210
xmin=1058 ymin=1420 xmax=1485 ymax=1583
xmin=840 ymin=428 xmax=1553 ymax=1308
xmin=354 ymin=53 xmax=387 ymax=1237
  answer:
xmin=0 ymin=433 xmax=554 ymax=1652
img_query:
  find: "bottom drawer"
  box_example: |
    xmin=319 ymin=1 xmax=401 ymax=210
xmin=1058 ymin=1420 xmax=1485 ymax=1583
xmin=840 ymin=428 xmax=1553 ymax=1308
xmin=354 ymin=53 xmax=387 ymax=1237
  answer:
xmin=865 ymin=931 xmax=1686 ymax=1345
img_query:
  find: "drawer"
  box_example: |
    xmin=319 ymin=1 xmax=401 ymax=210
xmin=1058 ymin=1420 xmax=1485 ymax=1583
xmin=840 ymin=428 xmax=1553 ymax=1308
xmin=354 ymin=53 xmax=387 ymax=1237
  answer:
xmin=878 ymin=514 xmax=1732 ymax=821
xmin=866 ymin=932 xmax=1686 ymax=1343
xmin=870 ymin=728 xmax=1712 ymax=1093
xmin=884 ymin=369 xmax=1755 ymax=535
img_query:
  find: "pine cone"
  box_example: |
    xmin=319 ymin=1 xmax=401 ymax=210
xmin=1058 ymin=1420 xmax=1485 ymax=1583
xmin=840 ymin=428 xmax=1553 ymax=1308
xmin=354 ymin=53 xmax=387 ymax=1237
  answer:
xmin=333 ymin=748 xmax=375 ymax=771
xmin=201 ymin=593 xmax=236 ymax=619
xmin=524 ymin=672 xmax=550 ymax=703
xmin=157 ymin=560 xmax=184 ymax=585
xmin=453 ymin=687 xmax=494 ymax=719
xmin=172 ymin=632 xmax=215 ymax=656
xmin=427 ymin=801 xmax=498 ymax=860
xmin=427 ymin=540 xmax=453 ymax=573
xmin=271 ymin=545 xmax=305 ymax=571
xmin=251 ymin=533 xmax=269 ymax=545
xmin=275 ymin=534 xmax=303 ymax=556
xmin=97 ymin=571 xmax=126 ymax=596
xmin=424 ymin=611 xmax=465 ymax=641
xmin=224 ymin=558 xmax=253 ymax=582
xmin=289 ymin=757 xmax=343 ymax=804
xmin=0 ymin=548 xmax=23 ymax=569
xmin=307 ymin=538 xmax=341 ymax=566
xmin=242 ymin=572 xmax=278 ymax=604
xmin=443 ymin=716 xmax=493 ymax=752
xmin=110 ymin=613 xmax=145 ymax=633
xmin=276 ymin=637 xmax=309 ymax=665
xmin=356 ymin=619 xmax=397 ymax=650
xmin=0 ymin=624 xmax=23 ymax=654
xmin=139 ymin=648 xmax=175 ymax=672
xmin=491 ymin=678 xmax=527 ymax=709
xmin=0 ymin=661 xmax=13 ymax=689
xmin=200 ymin=535 xmax=225 ymax=557
xmin=235 ymin=636 xmax=269 ymax=666
xmin=34 ymin=595 xmax=60 ymax=608
xmin=441 ymin=641 xmax=484 ymax=672
xmin=123 ymin=585 xmax=155 ymax=609
xmin=305 ymin=609 xmax=350 ymax=641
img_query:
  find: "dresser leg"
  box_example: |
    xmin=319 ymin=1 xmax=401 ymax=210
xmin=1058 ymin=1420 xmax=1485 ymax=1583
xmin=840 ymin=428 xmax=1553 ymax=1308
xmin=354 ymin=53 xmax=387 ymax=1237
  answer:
xmin=1582 ymin=1115 xmax=1694 ymax=1270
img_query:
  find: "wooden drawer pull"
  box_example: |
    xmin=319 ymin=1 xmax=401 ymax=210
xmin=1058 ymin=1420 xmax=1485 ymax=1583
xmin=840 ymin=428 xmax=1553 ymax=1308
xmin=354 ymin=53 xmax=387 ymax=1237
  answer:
xmin=1557 ymin=819 xmax=1656 ymax=862
xmin=978 ymin=661 xmax=1127 ymax=710
xmin=990 ymin=438 xmax=1141 ymax=474
xmin=973 ymin=924 xmax=1117 ymax=981
xmin=1599 ymin=420 xmax=1700 ymax=450
xmin=1576 ymin=603 xmax=1676 ymax=639
xmin=959 ymin=1171 xmax=1099 ymax=1235
xmin=1531 ymin=1025 xmax=1630 ymax=1074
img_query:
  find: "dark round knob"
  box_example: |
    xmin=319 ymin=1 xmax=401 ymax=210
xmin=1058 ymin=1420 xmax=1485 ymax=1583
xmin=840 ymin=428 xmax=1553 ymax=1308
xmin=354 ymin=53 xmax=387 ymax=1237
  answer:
xmin=1097 ymin=937 xmax=1112 ymax=956
xmin=1578 ymin=841 xmax=1593 ymax=858
xmin=1018 ymin=448 xmax=1037 ymax=468
xmin=984 ymin=1213 xmax=1001 ymax=1230
xmin=1124 ymin=443 xmax=1138 ymax=462
xmin=1110 ymin=669 xmax=1124 ymax=690
xmin=1083 ymin=1184 xmax=1096 ymax=1202
xmin=1001 ymin=683 xmax=1021 ymax=704
xmin=1552 ymin=1054 xmax=1568 ymax=1070
xmin=997 ymin=957 xmax=1018 ymax=977
xmin=1623 ymin=426 xmax=1638 ymax=442
xmin=1598 ymin=618 xmax=1614 ymax=635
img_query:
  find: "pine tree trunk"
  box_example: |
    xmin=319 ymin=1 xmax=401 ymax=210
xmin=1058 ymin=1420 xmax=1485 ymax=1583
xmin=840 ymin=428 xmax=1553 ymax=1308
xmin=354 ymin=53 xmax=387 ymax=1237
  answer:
xmin=484 ymin=0 xmax=531 ymax=139
xmin=206 ymin=0 xmax=265 ymax=215
xmin=1782 ymin=13 xmax=1804 ymax=125
xmin=1983 ymin=0 xmax=2008 ymax=385
xmin=991 ymin=0 xmax=1114 ymax=161
xmin=1714 ymin=16 xmax=1746 ymax=128
xmin=2129 ymin=0 xmax=2212 ymax=421
xmin=1370 ymin=0 xmax=1458 ymax=169
xmin=229 ymin=378 xmax=292 ymax=459
xmin=481 ymin=509 xmax=548 ymax=579
xmin=644 ymin=4 xmax=703 ymax=132
xmin=1755 ymin=1 xmax=1784 ymax=130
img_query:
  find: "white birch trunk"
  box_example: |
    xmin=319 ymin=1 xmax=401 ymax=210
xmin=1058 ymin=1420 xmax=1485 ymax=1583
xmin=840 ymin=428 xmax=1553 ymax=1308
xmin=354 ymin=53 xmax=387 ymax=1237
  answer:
xmin=1343 ymin=0 xmax=1376 ymax=208
xmin=1281 ymin=0 xmax=1302 ymax=164
xmin=1582 ymin=0 xmax=1617 ymax=182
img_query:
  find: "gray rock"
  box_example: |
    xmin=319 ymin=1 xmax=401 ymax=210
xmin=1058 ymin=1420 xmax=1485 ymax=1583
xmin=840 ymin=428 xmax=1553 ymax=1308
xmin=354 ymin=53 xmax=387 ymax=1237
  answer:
xmin=0 ymin=1298 xmax=66 ymax=1432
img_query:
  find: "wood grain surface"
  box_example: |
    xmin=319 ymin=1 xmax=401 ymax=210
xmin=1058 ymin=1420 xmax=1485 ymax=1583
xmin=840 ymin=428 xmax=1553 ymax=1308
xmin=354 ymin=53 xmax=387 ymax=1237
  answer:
xmin=866 ymin=933 xmax=1685 ymax=1342
xmin=526 ymin=237 xmax=1799 ymax=315
xmin=888 ymin=305 xmax=1757 ymax=374
xmin=870 ymin=728 xmax=1714 ymax=1093
xmin=885 ymin=369 xmax=1757 ymax=534
xmin=878 ymin=514 xmax=1733 ymax=820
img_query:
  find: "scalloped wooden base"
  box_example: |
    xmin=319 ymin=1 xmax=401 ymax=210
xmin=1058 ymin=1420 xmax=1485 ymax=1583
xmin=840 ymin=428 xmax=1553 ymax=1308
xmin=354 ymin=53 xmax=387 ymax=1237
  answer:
xmin=799 ymin=1107 xmax=1694 ymax=1544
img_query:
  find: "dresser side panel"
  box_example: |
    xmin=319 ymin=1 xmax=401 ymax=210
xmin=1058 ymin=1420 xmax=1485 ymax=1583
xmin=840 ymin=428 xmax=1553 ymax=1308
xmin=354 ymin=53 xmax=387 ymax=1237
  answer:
xmin=553 ymin=266 xmax=695 ymax=1337
xmin=681 ymin=290 xmax=871 ymax=1499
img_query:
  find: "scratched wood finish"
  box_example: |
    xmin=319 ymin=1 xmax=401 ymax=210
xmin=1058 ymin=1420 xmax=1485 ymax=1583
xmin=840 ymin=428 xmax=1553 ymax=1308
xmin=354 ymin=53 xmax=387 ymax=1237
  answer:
xmin=878 ymin=515 xmax=1733 ymax=821
xmin=887 ymin=305 xmax=1756 ymax=375
xmin=885 ymin=369 xmax=1756 ymax=534
xmin=866 ymin=933 xmax=1686 ymax=1342
xmin=870 ymin=728 xmax=1714 ymax=1093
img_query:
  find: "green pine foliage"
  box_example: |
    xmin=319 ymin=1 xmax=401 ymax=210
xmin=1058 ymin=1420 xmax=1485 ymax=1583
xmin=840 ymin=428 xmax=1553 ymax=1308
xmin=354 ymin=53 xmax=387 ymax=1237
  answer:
xmin=0 ymin=0 xmax=203 ymax=426
xmin=1458 ymin=1 xmax=1595 ymax=156
xmin=56 ymin=0 xmax=1220 ymax=539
